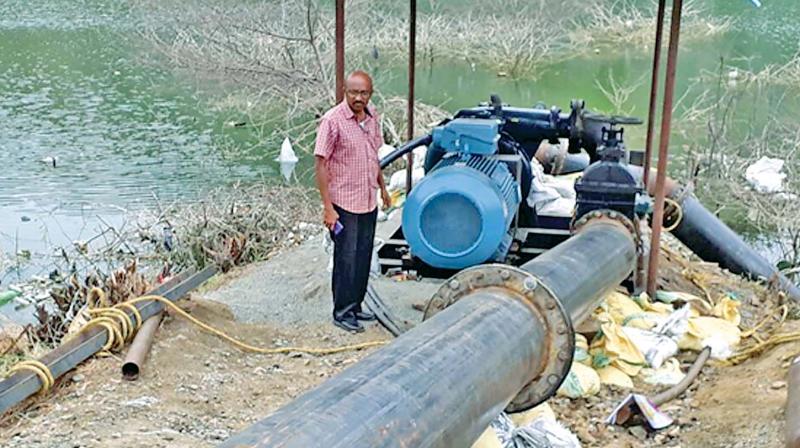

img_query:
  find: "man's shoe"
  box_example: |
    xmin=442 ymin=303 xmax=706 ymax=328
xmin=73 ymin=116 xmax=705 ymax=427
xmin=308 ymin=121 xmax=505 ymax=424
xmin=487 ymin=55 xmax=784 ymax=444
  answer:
xmin=354 ymin=310 xmax=376 ymax=321
xmin=333 ymin=314 xmax=365 ymax=333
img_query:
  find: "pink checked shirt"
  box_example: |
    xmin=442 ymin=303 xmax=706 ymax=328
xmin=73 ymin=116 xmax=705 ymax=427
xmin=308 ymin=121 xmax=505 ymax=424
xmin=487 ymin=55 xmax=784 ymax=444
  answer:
xmin=314 ymin=101 xmax=383 ymax=214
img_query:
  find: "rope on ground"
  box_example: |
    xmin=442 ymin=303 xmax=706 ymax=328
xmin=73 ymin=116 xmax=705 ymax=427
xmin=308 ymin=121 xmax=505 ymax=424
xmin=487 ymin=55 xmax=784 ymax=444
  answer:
xmin=662 ymin=197 xmax=683 ymax=232
xmin=6 ymin=360 xmax=54 ymax=395
xmin=125 ymin=295 xmax=389 ymax=355
xmin=4 ymin=288 xmax=388 ymax=396
xmin=723 ymin=331 xmax=800 ymax=366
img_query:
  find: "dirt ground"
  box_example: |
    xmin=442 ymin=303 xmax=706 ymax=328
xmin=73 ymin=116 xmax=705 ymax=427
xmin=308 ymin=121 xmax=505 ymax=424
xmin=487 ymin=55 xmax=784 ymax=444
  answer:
xmin=0 ymin=234 xmax=797 ymax=447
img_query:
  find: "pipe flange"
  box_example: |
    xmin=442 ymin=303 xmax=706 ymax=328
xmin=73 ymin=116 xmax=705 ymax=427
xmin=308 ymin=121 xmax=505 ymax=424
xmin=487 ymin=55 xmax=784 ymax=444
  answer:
xmin=571 ymin=209 xmax=636 ymax=237
xmin=423 ymin=264 xmax=574 ymax=412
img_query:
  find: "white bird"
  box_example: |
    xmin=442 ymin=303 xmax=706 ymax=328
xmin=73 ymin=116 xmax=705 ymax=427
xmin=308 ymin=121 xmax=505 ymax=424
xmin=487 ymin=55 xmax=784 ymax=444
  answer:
xmin=728 ymin=68 xmax=739 ymax=80
xmin=40 ymin=156 xmax=57 ymax=167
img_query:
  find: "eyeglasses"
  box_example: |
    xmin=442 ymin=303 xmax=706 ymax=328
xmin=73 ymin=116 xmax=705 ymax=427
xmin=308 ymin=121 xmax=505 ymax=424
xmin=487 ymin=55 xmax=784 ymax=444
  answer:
xmin=346 ymin=89 xmax=372 ymax=98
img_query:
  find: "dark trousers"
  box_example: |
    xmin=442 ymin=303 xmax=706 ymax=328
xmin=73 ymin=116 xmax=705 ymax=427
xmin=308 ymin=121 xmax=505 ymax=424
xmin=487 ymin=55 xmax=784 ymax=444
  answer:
xmin=331 ymin=204 xmax=377 ymax=319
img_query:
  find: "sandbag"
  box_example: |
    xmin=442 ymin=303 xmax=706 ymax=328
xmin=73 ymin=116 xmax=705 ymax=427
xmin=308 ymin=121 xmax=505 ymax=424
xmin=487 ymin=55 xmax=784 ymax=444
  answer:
xmin=557 ymin=361 xmax=601 ymax=398
xmin=679 ymin=316 xmax=741 ymax=359
xmin=596 ymin=365 xmax=634 ymax=389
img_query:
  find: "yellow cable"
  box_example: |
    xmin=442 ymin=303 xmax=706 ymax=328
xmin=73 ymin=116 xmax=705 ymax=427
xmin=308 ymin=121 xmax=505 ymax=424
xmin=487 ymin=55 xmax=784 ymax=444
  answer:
xmin=125 ymin=295 xmax=388 ymax=355
xmin=7 ymin=360 xmax=54 ymax=395
xmin=5 ymin=288 xmax=388 ymax=397
xmin=724 ymin=331 xmax=800 ymax=366
xmin=662 ymin=197 xmax=684 ymax=232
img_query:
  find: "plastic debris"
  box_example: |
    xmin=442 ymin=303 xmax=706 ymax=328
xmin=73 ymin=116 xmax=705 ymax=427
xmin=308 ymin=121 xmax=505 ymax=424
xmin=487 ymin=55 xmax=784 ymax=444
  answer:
xmin=478 ymin=411 xmax=581 ymax=448
xmin=745 ymin=156 xmax=786 ymax=193
xmin=526 ymin=157 xmax=576 ymax=216
xmin=712 ymin=295 xmax=741 ymax=326
xmin=275 ymin=137 xmax=299 ymax=181
xmin=0 ymin=290 xmax=21 ymax=306
xmin=321 ymin=231 xmax=334 ymax=273
xmin=606 ymin=393 xmax=673 ymax=430
xmin=622 ymin=305 xmax=691 ymax=369
xmin=378 ymin=143 xmax=395 ymax=159
xmin=389 ymin=167 xmax=424 ymax=191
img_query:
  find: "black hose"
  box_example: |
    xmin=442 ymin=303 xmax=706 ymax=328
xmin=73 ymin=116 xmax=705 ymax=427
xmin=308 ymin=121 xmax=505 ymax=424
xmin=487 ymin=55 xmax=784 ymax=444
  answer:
xmin=671 ymin=195 xmax=800 ymax=301
xmin=379 ymin=134 xmax=433 ymax=170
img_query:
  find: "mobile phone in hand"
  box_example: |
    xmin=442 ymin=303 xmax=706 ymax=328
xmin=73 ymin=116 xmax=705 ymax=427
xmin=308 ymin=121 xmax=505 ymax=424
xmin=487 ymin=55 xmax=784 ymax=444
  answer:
xmin=333 ymin=220 xmax=344 ymax=236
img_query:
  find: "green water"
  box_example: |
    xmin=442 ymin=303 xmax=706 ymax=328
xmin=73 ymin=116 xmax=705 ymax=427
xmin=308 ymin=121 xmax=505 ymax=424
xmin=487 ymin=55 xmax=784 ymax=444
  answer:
xmin=1 ymin=0 xmax=798 ymax=318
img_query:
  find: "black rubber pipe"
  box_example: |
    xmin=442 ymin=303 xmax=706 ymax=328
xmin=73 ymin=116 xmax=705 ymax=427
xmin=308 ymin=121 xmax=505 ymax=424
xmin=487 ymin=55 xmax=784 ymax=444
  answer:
xmin=672 ymin=194 xmax=800 ymax=300
xmin=379 ymin=134 xmax=433 ymax=169
xmin=219 ymin=221 xmax=635 ymax=448
xmin=628 ymin=166 xmax=800 ymax=301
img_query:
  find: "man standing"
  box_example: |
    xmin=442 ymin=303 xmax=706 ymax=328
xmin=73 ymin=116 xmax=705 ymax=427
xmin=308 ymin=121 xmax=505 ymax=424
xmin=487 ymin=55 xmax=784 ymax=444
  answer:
xmin=314 ymin=70 xmax=391 ymax=333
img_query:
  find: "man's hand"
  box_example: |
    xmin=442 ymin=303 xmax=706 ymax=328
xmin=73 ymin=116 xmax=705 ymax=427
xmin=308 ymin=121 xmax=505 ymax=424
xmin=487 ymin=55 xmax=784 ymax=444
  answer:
xmin=323 ymin=205 xmax=339 ymax=231
xmin=381 ymin=188 xmax=392 ymax=211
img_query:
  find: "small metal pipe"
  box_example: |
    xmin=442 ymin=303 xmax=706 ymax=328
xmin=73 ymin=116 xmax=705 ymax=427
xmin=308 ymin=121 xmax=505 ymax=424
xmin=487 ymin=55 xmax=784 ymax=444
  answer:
xmin=219 ymin=220 xmax=635 ymax=448
xmin=121 ymin=312 xmax=163 ymax=381
xmin=652 ymin=346 xmax=710 ymax=406
xmin=335 ymin=0 xmax=345 ymax=104
xmin=786 ymin=356 xmax=800 ymax=448
xmin=0 ymin=266 xmax=216 ymax=415
xmin=405 ymin=0 xmax=417 ymax=194
xmin=642 ymin=0 xmax=667 ymax=189
xmin=647 ymin=0 xmax=683 ymax=297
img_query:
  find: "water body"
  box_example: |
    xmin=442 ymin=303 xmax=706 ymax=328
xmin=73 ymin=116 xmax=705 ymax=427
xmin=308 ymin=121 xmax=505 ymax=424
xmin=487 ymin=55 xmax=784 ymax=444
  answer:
xmin=1 ymin=0 xmax=798 ymax=319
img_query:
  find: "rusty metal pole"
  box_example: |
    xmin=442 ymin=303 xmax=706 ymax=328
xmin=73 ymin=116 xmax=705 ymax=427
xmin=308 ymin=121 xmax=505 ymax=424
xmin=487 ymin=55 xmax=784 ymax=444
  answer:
xmin=647 ymin=0 xmax=683 ymax=297
xmin=405 ymin=0 xmax=417 ymax=194
xmin=121 ymin=313 xmax=163 ymax=381
xmin=642 ymin=0 xmax=667 ymax=189
xmin=335 ymin=0 xmax=345 ymax=103
xmin=786 ymin=356 xmax=800 ymax=448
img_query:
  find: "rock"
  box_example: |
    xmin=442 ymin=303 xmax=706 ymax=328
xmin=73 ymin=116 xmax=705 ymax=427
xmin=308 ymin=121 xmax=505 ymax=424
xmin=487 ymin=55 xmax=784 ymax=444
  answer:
xmin=161 ymin=429 xmax=180 ymax=441
xmin=576 ymin=427 xmax=597 ymax=444
xmin=771 ymin=381 xmax=787 ymax=390
xmin=71 ymin=374 xmax=85 ymax=383
xmin=111 ymin=433 xmax=121 ymax=439
xmin=124 ymin=396 xmax=159 ymax=409
xmin=629 ymin=426 xmax=648 ymax=441
xmin=208 ymin=429 xmax=230 ymax=440
xmin=667 ymin=425 xmax=681 ymax=438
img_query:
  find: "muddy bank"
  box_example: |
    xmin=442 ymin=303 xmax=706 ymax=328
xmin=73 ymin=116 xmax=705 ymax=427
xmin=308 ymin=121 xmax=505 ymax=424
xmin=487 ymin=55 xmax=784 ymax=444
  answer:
xmin=0 ymin=233 xmax=796 ymax=448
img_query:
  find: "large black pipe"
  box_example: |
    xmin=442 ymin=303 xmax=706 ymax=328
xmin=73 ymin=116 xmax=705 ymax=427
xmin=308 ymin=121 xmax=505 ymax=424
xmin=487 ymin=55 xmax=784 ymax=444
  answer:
xmin=379 ymin=134 xmax=432 ymax=169
xmin=672 ymin=194 xmax=800 ymax=299
xmin=627 ymin=166 xmax=800 ymax=301
xmin=522 ymin=218 xmax=638 ymax=325
xmin=219 ymin=220 xmax=635 ymax=448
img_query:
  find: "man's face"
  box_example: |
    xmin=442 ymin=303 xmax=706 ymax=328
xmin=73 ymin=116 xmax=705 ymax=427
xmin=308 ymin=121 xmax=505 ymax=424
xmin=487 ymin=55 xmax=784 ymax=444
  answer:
xmin=345 ymin=75 xmax=372 ymax=114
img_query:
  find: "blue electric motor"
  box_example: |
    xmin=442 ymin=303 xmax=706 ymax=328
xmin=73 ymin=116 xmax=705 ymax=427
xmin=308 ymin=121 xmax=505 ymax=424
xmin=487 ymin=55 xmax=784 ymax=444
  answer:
xmin=402 ymin=118 xmax=522 ymax=269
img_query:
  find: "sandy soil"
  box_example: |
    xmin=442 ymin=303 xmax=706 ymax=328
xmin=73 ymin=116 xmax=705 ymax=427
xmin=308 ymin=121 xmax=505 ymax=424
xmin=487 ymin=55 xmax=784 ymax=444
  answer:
xmin=0 ymin=235 xmax=796 ymax=448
